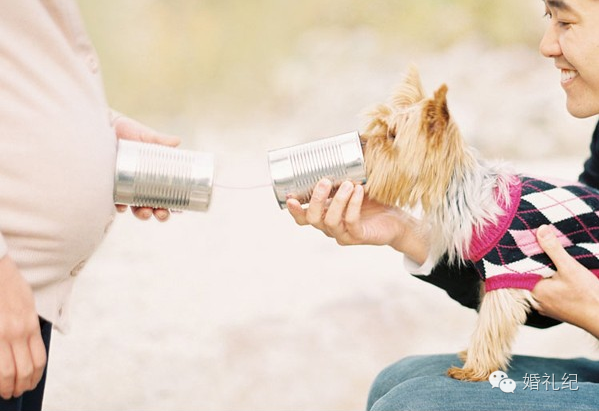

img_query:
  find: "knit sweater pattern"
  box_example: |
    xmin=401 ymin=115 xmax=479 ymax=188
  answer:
xmin=469 ymin=176 xmax=599 ymax=292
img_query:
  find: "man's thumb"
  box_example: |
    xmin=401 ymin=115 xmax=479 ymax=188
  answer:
xmin=537 ymin=225 xmax=578 ymax=274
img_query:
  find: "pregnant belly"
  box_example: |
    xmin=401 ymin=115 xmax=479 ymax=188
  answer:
xmin=0 ymin=115 xmax=117 ymax=278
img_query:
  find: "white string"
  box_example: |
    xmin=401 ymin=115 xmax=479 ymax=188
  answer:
xmin=214 ymin=182 xmax=272 ymax=190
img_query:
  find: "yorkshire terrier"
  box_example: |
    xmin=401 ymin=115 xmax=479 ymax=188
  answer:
xmin=361 ymin=66 xmax=599 ymax=381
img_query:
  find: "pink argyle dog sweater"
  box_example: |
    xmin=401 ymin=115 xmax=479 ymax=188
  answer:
xmin=468 ymin=176 xmax=599 ymax=292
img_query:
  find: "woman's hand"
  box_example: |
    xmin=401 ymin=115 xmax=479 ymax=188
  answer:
xmin=287 ymin=179 xmax=429 ymax=264
xmin=0 ymin=255 xmax=46 ymax=400
xmin=534 ymin=225 xmax=599 ymax=338
xmin=112 ymin=114 xmax=181 ymax=222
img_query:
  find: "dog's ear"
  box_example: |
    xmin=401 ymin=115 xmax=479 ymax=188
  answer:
xmin=392 ymin=65 xmax=426 ymax=108
xmin=363 ymin=104 xmax=394 ymax=139
xmin=421 ymin=84 xmax=449 ymax=145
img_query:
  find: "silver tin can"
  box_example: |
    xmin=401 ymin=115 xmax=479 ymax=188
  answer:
xmin=114 ymin=140 xmax=214 ymax=212
xmin=267 ymin=131 xmax=366 ymax=209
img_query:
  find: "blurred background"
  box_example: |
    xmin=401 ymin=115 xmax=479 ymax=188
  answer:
xmin=45 ymin=1 xmax=599 ymax=410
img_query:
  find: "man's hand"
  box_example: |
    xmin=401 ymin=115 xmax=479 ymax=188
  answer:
xmin=0 ymin=255 xmax=46 ymax=400
xmin=287 ymin=179 xmax=429 ymax=264
xmin=533 ymin=225 xmax=599 ymax=338
xmin=113 ymin=115 xmax=181 ymax=222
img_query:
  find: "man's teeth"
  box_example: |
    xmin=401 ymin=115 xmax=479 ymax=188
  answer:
xmin=561 ymin=69 xmax=579 ymax=82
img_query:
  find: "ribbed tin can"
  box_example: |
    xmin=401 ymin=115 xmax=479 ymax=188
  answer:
xmin=114 ymin=140 xmax=214 ymax=212
xmin=267 ymin=131 xmax=366 ymax=209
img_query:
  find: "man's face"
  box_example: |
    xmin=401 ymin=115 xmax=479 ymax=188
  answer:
xmin=540 ymin=0 xmax=599 ymax=118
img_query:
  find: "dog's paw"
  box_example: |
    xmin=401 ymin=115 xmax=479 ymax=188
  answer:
xmin=447 ymin=366 xmax=491 ymax=382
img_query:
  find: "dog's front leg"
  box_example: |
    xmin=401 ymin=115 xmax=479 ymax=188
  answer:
xmin=447 ymin=288 xmax=531 ymax=381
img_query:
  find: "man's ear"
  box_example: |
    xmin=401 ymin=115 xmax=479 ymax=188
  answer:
xmin=421 ymin=84 xmax=449 ymax=145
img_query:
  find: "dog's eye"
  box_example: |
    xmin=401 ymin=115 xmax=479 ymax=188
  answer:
xmin=387 ymin=130 xmax=396 ymax=140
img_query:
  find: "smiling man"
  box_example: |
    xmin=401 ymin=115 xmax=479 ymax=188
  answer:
xmin=540 ymin=0 xmax=599 ymax=118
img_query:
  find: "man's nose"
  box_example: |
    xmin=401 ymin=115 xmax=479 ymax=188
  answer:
xmin=539 ymin=23 xmax=561 ymax=58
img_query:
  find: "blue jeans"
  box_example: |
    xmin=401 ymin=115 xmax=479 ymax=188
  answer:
xmin=367 ymin=354 xmax=599 ymax=411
